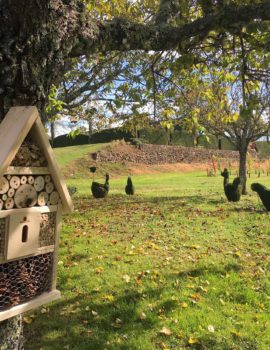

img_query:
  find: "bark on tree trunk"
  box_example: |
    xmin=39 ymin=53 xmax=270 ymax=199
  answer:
xmin=88 ymin=118 xmax=93 ymax=144
xmin=50 ymin=121 xmax=55 ymax=147
xmin=0 ymin=316 xmax=24 ymax=350
xmin=239 ymin=147 xmax=248 ymax=194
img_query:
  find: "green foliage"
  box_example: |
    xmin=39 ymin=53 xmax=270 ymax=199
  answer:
xmin=45 ymin=84 xmax=63 ymax=120
xmin=67 ymin=186 xmax=77 ymax=197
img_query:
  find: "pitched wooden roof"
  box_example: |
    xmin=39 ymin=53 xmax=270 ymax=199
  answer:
xmin=0 ymin=106 xmax=73 ymax=213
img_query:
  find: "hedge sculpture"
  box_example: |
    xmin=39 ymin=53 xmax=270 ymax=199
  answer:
xmin=221 ymin=168 xmax=242 ymax=202
xmin=91 ymin=173 xmax=109 ymax=198
xmin=125 ymin=176 xmax=135 ymax=195
xmin=251 ymin=183 xmax=270 ymax=211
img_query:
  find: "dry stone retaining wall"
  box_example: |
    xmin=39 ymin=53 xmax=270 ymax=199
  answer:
xmin=98 ymin=144 xmax=239 ymax=165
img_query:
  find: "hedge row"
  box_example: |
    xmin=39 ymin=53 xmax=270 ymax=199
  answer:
xmin=52 ymin=126 xmax=270 ymax=156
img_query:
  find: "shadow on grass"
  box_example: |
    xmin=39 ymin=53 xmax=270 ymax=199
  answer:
xmin=24 ymin=286 xmax=163 ymax=350
xmin=24 ymin=260 xmax=260 ymax=350
xmin=176 ymin=261 xmax=242 ymax=279
xmin=76 ymin=194 xmax=224 ymax=210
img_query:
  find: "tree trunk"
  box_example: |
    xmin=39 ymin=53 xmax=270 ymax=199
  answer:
xmin=0 ymin=316 xmax=24 ymax=350
xmin=239 ymin=147 xmax=248 ymax=194
xmin=50 ymin=121 xmax=56 ymax=147
xmin=88 ymin=118 xmax=93 ymax=144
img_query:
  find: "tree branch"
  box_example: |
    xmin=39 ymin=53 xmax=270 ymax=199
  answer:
xmin=71 ymin=2 xmax=270 ymax=56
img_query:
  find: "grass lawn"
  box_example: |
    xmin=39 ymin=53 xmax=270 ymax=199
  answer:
xmin=54 ymin=143 xmax=109 ymax=167
xmin=25 ymin=172 xmax=270 ymax=350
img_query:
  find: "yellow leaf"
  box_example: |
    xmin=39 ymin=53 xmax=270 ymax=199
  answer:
xmin=234 ymin=251 xmax=241 ymax=258
xmin=231 ymin=330 xmax=241 ymax=337
xmin=181 ymin=302 xmax=188 ymax=308
xmin=102 ymin=294 xmax=114 ymax=302
xmin=188 ymin=336 xmax=199 ymax=344
xmin=23 ymin=316 xmax=33 ymax=324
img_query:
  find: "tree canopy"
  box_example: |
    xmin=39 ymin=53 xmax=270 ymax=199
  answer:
xmin=1 ymin=0 xmax=270 ymax=119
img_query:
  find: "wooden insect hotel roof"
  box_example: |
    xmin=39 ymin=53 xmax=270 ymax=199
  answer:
xmin=0 ymin=106 xmax=73 ymax=213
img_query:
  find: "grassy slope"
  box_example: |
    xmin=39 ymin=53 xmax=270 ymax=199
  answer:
xmin=25 ymin=170 xmax=270 ymax=350
xmin=54 ymin=143 xmax=109 ymax=166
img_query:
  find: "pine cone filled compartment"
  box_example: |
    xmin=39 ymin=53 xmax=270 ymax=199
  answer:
xmin=0 ymin=253 xmax=53 ymax=311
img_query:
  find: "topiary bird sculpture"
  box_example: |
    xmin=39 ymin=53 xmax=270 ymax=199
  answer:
xmin=221 ymin=168 xmax=242 ymax=202
xmin=251 ymin=183 xmax=270 ymax=211
xmin=125 ymin=176 xmax=135 ymax=195
xmin=91 ymin=173 xmax=110 ymax=198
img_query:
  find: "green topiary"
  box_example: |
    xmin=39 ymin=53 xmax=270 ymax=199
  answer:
xmin=91 ymin=173 xmax=110 ymax=198
xmin=67 ymin=186 xmax=77 ymax=197
xmin=251 ymin=183 xmax=270 ymax=211
xmin=125 ymin=176 xmax=135 ymax=195
xmin=221 ymin=168 xmax=242 ymax=202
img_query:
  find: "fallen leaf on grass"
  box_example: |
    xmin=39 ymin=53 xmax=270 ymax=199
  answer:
xmin=102 ymin=294 xmax=115 ymax=302
xmin=188 ymin=337 xmax=199 ymax=345
xmin=112 ymin=318 xmax=122 ymax=328
xmin=180 ymin=302 xmax=188 ymax=308
xmin=159 ymin=327 xmax=172 ymax=336
xmin=123 ymin=274 xmax=130 ymax=283
xmin=139 ymin=312 xmax=146 ymax=320
xmin=95 ymin=267 xmax=104 ymax=274
xmin=231 ymin=330 xmax=241 ymax=337
xmin=23 ymin=316 xmax=33 ymax=324
xmin=207 ymin=325 xmax=215 ymax=333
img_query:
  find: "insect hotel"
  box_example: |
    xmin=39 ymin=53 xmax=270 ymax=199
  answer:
xmin=0 ymin=106 xmax=73 ymax=321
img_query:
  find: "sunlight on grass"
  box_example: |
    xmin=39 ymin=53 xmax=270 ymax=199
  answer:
xmin=54 ymin=143 xmax=109 ymax=166
xmin=25 ymin=171 xmax=270 ymax=350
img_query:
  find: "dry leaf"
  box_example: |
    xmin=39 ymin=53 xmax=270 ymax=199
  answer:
xmin=123 ymin=274 xmax=130 ymax=283
xmin=159 ymin=327 xmax=172 ymax=336
xmin=208 ymin=325 xmax=215 ymax=333
xmin=139 ymin=312 xmax=146 ymax=320
xmin=23 ymin=316 xmax=33 ymax=324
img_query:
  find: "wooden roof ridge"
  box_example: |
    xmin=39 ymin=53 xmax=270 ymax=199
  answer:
xmin=0 ymin=106 xmax=73 ymax=213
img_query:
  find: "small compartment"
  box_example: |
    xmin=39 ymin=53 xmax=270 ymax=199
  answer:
xmin=0 ymin=253 xmax=53 ymax=311
xmin=6 ymin=213 xmax=41 ymax=260
xmin=39 ymin=212 xmax=57 ymax=247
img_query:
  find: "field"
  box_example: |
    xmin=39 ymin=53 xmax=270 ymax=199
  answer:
xmin=24 ymin=146 xmax=270 ymax=350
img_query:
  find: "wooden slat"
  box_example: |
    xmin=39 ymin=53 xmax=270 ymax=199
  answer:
xmin=51 ymin=206 xmax=62 ymax=290
xmin=0 ymin=246 xmax=55 ymax=264
xmin=5 ymin=166 xmax=50 ymax=175
xmin=30 ymin=118 xmax=73 ymax=213
xmin=0 ymin=290 xmax=61 ymax=322
xmin=0 ymin=205 xmax=58 ymax=218
xmin=0 ymin=107 xmax=39 ymax=177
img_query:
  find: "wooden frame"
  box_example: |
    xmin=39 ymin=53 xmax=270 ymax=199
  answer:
xmin=0 ymin=290 xmax=61 ymax=322
xmin=6 ymin=166 xmax=50 ymax=175
xmin=0 ymin=106 xmax=73 ymax=214
xmin=0 ymin=106 xmax=73 ymax=321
